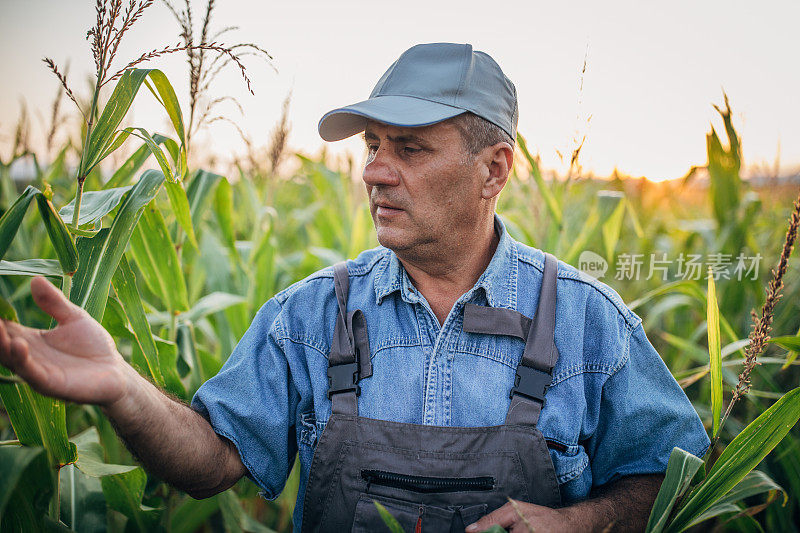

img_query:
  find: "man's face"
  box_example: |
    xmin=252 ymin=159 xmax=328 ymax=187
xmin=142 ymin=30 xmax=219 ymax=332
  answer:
xmin=361 ymin=119 xmax=485 ymax=258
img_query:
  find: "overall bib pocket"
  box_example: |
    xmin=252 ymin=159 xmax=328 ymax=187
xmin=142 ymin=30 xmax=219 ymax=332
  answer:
xmin=351 ymin=492 xmax=488 ymax=533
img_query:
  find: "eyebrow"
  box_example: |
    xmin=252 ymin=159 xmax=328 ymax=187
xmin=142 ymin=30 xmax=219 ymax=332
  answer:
xmin=362 ymin=131 xmax=428 ymax=145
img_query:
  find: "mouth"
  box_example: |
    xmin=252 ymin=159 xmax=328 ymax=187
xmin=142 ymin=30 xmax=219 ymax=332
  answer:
xmin=373 ymin=201 xmax=404 ymax=218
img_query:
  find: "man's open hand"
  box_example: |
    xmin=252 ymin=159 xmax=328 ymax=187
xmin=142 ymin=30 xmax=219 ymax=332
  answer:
xmin=0 ymin=276 xmax=129 ymax=406
xmin=466 ymin=500 xmax=577 ymax=533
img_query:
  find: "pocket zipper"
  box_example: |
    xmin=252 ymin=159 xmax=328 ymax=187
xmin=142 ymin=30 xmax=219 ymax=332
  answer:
xmin=361 ymin=469 xmax=495 ymax=493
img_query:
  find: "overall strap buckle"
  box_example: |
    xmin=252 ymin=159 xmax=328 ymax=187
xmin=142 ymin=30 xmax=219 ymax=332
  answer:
xmin=509 ymin=365 xmax=552 ymax=406
xmin=327 ymin=362 xmax=361 ymax=399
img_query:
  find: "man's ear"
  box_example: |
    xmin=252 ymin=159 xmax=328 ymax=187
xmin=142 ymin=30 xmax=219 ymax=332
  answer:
xmin=481 ymin=142 xmax=514 ymax=200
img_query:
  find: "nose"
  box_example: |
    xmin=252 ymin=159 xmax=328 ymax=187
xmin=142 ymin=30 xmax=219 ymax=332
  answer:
xmin=362 ymin=144 xmax=400 ymax=188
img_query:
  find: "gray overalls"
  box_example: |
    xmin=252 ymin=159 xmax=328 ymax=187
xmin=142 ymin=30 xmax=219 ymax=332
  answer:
xmin=301 ymin=253 xmax=562 ymax=532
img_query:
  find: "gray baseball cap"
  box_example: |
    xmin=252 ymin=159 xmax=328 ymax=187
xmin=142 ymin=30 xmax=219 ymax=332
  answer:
xmin=318 ymin=43 xmax=518 ymax=142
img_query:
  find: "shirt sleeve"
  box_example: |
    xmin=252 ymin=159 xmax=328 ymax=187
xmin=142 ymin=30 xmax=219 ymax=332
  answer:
xmin=191 ymin=297 xmax=299 ymax=499
xmin=585 ymin=321 xmax=711 ymax=488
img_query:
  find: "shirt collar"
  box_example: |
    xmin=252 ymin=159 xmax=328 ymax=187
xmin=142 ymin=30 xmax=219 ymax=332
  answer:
xmin=374 ymin=214 xmax=518 ymax=309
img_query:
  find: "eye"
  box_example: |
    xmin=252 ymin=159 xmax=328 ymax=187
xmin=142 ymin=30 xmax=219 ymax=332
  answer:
xmin=402 ymin=146 xmax=422 ymax=155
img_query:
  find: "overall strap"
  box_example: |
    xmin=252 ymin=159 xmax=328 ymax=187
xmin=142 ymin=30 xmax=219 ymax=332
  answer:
xmin=505 ymin=252 xmax=559 ymax=426
xmin=328 ymin=262 xmax=372 ymax=415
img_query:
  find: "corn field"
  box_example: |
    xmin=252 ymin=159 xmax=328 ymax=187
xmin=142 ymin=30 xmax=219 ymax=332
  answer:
xmin=1 ymin=1 xmax=800 ymax=532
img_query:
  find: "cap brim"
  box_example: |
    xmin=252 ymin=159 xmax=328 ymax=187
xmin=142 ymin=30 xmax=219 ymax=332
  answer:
xmin=318 ymin=95 xmax=466 ymax=142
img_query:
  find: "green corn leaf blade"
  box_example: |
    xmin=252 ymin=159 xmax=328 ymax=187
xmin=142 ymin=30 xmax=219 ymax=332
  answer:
xmin=703 ymin=469 xmax=785 ymax=510
xmin=0 ymin=186 xmax=38 ymax=260
xmin=81 ymin=69 xmax=152 ymax=176
xmin=218 ymin=489 xmax=278 ymax=533
xmin=100 ymin=467 xmax=158 ymax=531
xmin=71 ymin=427 xmax=137 ymax=478
xmin=165 ymin=179 xmax=199 ymax=251
xmin=69 ymin=169 xmax=165 ymax=320
xmin=770 ymin=335 xmax=800 ymax=351
xmin=176 ymin=322 xmax=202 ymax=393
xmin=0 ymin=445 xmax=54 ymax=530
xmin=182 ymin=292 xmax=247 ymax=325
xmin=111 ymin=254 xmax=165 ymax=386
xmin=772 ymin=334 xmax=800 ymax=370
xmin=170 ymin=495 xmax=222 ymax=533
xmin=103 ymin=143 xmax=151 ymax=190
xmin=145 ymin=71 xmax=187 ymax=177
xmin=0 ymin=295 xmax=18 ymax=322
xmin=214 ymin=177 xmax=238 ymax=261
xmin=59 ymin=463 xmax=106 ymax=533
xmin=516 ymin=133 xmax=562 ymax=226
xmin=562 ymin=201 xmax=601 ymax=266
xmin=0 ymin=445 xmax=47 ymax=518
xmin=186 ymin=169 xmax=224 ymax=223
xmin=667 ymin=387 xmax=800 ymax=533
xmin=371 ymin=500 xmax=404 ymax=533
xmin=95 ymin=128 xmax=133 ymax=164
xmin=102 ymin=134 xmax=173 ymax=191
xmin=59 ymin=186 xmax=132 ymax=227
xmin=35 ymin=194 xmax=79 ymax=275
xmin=707 ymin=272 xmax=723 ymax=439
xmin=125 ymin=127 xmax=174 ymax=178
xmin=126 ymin=128 xmax=198 ymax=249
xmin=601 ymin=197 xmax=626 ymax=263
xmin=645 ymin=447 xmax=705 ymax=533
xmin=128 ymin=200 xmax=189 ymax=314
xmin=623 ymin=198 xmax=644 ymax=238
xmin=0 ymin=259 xmax=62 ymax=277
xmin=154 ymin=337 xmax=186 ymax=400
xmin=0 ymin=366 xmax=77 ymax=469
xmin=685 ymin=470 xmax=784 ymax=529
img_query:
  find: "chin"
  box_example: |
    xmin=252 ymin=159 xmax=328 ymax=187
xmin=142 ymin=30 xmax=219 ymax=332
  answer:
xmin=375 ymin=227 xmax=412 ymax=252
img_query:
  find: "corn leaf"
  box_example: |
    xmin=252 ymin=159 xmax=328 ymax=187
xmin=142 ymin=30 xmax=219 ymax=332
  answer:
xmin=645 ymin=447 xmax=705 ymax=533
xmin=35 ymin=195 xmax=79 ymax=275
xmin=601 ymin=196 xmax=627 ymax=263
xmin=181 ymin=292 xmax=247 ymax=325
xmin=0 ymin=445 xmax=53 ymax=530
xmin=187 ymin=169 xmax=224 ymax=223
xmin=100 ymin=467 xmax=158 ymax=531
xmin=111 ymin=254 xmax=165 ymax=386
xmin=59 ymin=463 xmax=106 ymax=533
xmin=71 ymin=427 xmax=137 ymax=478
xmin=170 ymin=495 xmax=222 ymax=533
xmin=128 ymin=200 xmax=189 ymax=314
xmin=684 ymin=470 xmax=785 ymax=529
xmin=771 ymin=335 xmax=800 ymax=351
xmin=0 ymin=186 xmax=39 ymax=260
xmin=517 ymin=134 xmax=562 ymax=226
xmin=102 ymin=136 xmax=170 ymax=190
xmin=0 ymin=259 xmax=62 ymax=277
xmin=144 ymin=70 xmax=187 ymax=177
xmin=214 ymin=177 xmax=238 ymax=261
xmin=707 ymin=272 xmax=723 ymax=438
xmin=165 ymin=179 xmax=198 ymax=250
xmin=0 ymin=365 xmax=77 ymax=469
xmin=176 ymin=322 xmax=202 ymax=392
xmin=59 ymin=186 xmax=132 ymax=227
xmin=70 ymin=169 xmax=165 ymax=320
xmin=667 ymin=387 xmax=800 ymax=533
xmin=81 ymin=69 xmax=151 ymax=176
xmin=372 ymin=500 xmax=404 ymax=533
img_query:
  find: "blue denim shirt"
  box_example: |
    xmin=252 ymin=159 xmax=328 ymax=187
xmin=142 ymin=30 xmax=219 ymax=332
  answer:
xmin=192 ymin=215 xmax=710 ymax=531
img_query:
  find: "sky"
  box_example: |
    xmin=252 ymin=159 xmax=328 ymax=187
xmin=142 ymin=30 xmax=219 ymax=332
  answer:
xmin=1 ymin=0 xmax=798 ymax=181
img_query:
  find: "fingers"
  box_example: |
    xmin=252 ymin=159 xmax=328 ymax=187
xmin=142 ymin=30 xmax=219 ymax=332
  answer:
xmin=30 ymin=276 xmax=85 ymax=325
xmin=466 ymin=502 xmax=516 ymax=532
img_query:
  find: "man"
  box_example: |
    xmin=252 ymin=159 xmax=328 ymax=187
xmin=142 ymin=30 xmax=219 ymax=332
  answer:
xmin=0 ymin=43 xmax=709 ymax=532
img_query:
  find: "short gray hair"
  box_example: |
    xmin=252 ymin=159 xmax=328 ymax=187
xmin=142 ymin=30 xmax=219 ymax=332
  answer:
xmin=448 ymin=112 xmax=515 ymax=155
